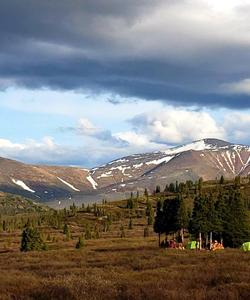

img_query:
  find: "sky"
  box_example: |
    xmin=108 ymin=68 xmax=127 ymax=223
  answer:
xmin=1 ymin=0 xmax=250 ymax=167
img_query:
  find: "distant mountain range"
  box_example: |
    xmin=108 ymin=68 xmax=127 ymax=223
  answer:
xmin=0 ymin=138 xmax=249 ymax=205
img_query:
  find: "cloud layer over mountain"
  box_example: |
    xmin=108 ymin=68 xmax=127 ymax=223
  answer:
xmin=1 ymin=0 xmax=250 ymax=107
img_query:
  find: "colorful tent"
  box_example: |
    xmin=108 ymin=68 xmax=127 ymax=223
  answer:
xmin=241 ymin=242 xmax=250 ymax=251
xmin=186 ymin=241 xmax=199 ymax=250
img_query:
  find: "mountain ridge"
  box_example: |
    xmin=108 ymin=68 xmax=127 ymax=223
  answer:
xmin=0 ymin=138 xmax=249 ymax=204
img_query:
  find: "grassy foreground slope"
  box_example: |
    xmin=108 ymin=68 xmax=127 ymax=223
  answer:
xmin=1 ymin=178 xmax=250 ymax=299
xmin=0 ymin=238 xmax=250 ymax=300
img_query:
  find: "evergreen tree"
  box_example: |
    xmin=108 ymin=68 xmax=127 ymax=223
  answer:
xmin=169 ymin=183 xmax=175 ymax=193
xmin=222 ymin=188 xmax=250 ymax=247
xmin=147 ymin=207 xmax=154 ymax=225
xmin=178 ymin=182 xmax=185 ymax=193
xmin=189 ymin=195 xmax=209 ymax=248
xmin=2 ymin=220 xmax=6 ymax=231
xmin=164 ymin=184 xmax=169 ymax=193
xmin=70 ymin=202 xmax=77 ymax=215
xmin=63 ymin=223 xmax=69 ymax=235
xmin=175 ymin=181 xmax=179 ymax=193
xmin=186 ymin=180 xmax=193 ymax=189
xmin=127 ymin=193 xmax=134 ymax=209
xmin=155 ymin=185 xmax=161 ymax=194
xmin=128 ymin=218 xmax=133 ymax=230
xmin=153 ymin=200 xmax=164 ymax=246
xmin=86 ymin=204 xmax=91 ymax=212
xmin=20 ymin=224 xmax=47 ymax=251
xmin=175 ymin=194 xmax=189 ymax=243
xmin=198 ymin=177 xmax=203 ymax=193
xmin=76 ymin=236 xmax=84 ymax=249
xmin=219 ymin=175 xmax=225 ymax=184
xmin=146 ymin=200 xmax=152 ymax=217
xmin=205 ymin=193 xmax=222 ymax=234
xmin=162 ymin=198 xmax=179 ymax=235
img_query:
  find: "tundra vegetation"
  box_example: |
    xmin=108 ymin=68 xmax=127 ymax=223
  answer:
xmin=0 ymin=176 xmax=250 ymax=299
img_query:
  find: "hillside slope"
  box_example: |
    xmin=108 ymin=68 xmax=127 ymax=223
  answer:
xmin=0 ymin=192 xmax=50 ymax=215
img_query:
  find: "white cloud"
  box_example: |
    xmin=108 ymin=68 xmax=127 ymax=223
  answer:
xmin=0 ymin=137 xmax=71 ymax=165
xmin=114 ymin=131 xmax=149 ymax=147
xmin=0 ymin=139 xmax=25 ymax=150
xmin=224 ymin=112 xmax=250 ymax=142
xmin=78 ymin=118 xmax=99 ymax=136
xmin=114 ymin=131 xmax=165 ymax=152
xmin=73 ymin=118 xmax=128 ymax=147
xmin=130 ymin=108 xmax=225 ymax=144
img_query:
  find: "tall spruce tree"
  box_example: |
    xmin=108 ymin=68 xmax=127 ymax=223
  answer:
xmin=154 ymin=200 xmax=165 ymax=246
xmin=219 ymin=175 xmax=225 ymax=184
xmin=162 ymin=198 xmax=179 ymax=236
xmin=176 ymin=194 xmax=189 ymax=243
xmin=222 ymin=188 xmax=250 ymax=247
xmin=189 ymin=195 xmax=209 ymax=248
xmin=169 ymin=183 xmax=175 ymax=193
xmin=155 ymin=185 xmax=161 ymax=194
xmin=147 ymin=207 xmax=154 ymax=225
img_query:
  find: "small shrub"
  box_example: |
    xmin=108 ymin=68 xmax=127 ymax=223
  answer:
xmin=128 ymin=218 xmax=133 ymax=230
xmin=76 ymin=236 xmax=84 ymax=249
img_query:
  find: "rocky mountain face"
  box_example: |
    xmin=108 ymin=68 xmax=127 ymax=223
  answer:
xmin=0 ymin=139 xmax=249 ymax=203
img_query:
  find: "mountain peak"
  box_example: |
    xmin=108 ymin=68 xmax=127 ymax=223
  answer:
xmin=161 ymin=138 xmax=242 ymax=156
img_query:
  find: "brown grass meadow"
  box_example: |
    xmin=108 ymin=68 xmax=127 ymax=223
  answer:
xmin=1 ymin=192 xmax=250 ymax=300
xmin=1 ymin=235 xmax=250 ymax=300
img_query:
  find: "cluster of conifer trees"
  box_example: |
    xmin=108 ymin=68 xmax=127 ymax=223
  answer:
xmin=154 ymin=177 xmax=250 ymax=248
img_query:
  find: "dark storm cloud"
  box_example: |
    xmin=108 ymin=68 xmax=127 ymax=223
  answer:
xmin=1 ymin=0 xmax=250 ymax=108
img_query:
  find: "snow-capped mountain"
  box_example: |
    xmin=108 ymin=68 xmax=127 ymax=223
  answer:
xmin=89 ymin=138 xmax=250 ymax=192
xmin=0 ymin=139 xmax=249 ymax=202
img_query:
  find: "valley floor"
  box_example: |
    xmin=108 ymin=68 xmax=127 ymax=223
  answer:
xmin=0 ymin=236 xmax=250 ymax=300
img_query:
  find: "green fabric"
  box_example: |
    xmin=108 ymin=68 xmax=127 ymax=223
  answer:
xmin=186 ymin=241 xmax=199 ymax=250
xmin=241 ymin=242 xmax=250 ymax=251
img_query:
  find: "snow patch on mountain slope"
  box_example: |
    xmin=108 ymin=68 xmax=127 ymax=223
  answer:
xmin=12 ymin=179 xmax=35 ymax=193
xmin=97 ymin=171 xmax=113 ymax=178
xmin=162 ymin=140 xmax=215 ymax=155
xmin=110 ymin=165 xmax=131 ymax=175
xmin=57 ymin=177 xmax=80 ymax=192
xmin=146 ymin=156 xmax=174 ymax=165
xmin=108 ymin=159 xmax=128 ymax=165
xmin=133 ymin=163 xmax=143 ymax=168
xmin=87 ymin=175 xmax=98 ymax=190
